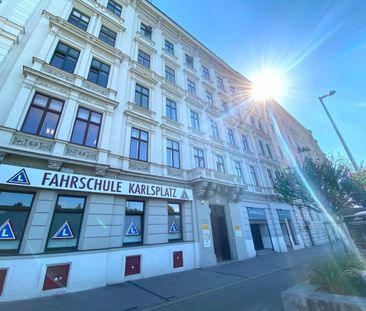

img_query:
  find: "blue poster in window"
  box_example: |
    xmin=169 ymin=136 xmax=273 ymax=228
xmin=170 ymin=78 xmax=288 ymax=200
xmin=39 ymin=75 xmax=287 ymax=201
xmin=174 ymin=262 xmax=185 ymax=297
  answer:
xmin=0 ymin=219 xmax=16 ymax=240
xmin=52 ymin=221 xmax=74 ymax=239
xmin=125 ymin=221 xmax=139 ymax=236
xmin=169 ymin=222 xmax=179 ymax=233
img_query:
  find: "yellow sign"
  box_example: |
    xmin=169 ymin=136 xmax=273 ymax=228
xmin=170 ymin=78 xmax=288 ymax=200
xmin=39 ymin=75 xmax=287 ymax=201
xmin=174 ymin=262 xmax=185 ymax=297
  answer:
xmin=201 ymin=224 xmax=209 ymax=230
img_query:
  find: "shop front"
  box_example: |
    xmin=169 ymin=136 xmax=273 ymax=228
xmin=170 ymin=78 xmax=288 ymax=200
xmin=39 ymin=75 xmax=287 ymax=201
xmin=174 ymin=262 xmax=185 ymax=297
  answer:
xmin=247 ymin=207 xmax=273 ymax=252
xmin=0 ymin=164 xmax=195 ymax=301
xmin=277 ymin=209 xmax=299 ymax=250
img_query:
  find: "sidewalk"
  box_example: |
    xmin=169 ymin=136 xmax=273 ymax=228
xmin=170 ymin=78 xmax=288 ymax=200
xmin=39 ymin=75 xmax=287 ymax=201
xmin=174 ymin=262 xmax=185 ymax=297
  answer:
xmin=1 ymin=243 xmax=342 ymax=311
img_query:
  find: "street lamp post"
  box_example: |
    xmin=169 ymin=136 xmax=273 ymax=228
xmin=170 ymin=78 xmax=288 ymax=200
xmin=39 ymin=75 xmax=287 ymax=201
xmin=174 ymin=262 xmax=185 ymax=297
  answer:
xmin=318 ymin=90 xmax=359 ymax=171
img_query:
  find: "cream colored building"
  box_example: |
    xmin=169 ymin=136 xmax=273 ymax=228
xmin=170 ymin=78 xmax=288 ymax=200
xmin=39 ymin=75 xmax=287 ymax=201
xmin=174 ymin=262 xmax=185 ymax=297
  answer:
xmin=0 ymin=0 xmax=334 ymax=301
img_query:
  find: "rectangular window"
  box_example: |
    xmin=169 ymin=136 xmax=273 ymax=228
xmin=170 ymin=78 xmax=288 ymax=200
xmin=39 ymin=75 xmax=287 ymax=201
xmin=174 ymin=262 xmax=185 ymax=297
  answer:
xmin=167 ymin=139 xmax=180 ymax=169
xmin=249 ymin=165 xmax=259 ymax=186
xmin=70 ymin=107 xmax=102 ymax=148
xmin=168 ymin=203 xmax=182 ymax=241
xmin=123 ymin=201 xmax=144 ymax=245
xmin=233 ymin=160 xmax=244 ymax=182
xmin=98 ymin=25 xmax=116 ymax=47
xmin=222 ymin=101 xmax=228 ymax=112
xmin=227 ymin=128 xmax=235 ymax=145
xmin=190 ymin=110 xmax=200 ymax=130
xmin=164 ymin=39 xmax=174 ymax=55
xmin=217 ymin=77 xmax=224 ymax=89
xmin=210 ymin=120 xmax=220 ymax=139
xmin=107 ymin=0 xmax=122 ymax=16
xmin=258 ymin=120 xmax=264 ymax=132
xmin=202 ymin=65 xmax=210 ymax=79
xmin=242 ymin=135 xmax=250 ymax=151
xmin=193 ymin=147 xmax=205 ymax=168
xmin=134 ymin=83 xmax=149 ymax=109
xmin=68 ymin=9 xmax=90 ymax=31
xmin=185 ymin=54 xmax=194 ymax=69
xmin=206 ymin=90 xmax=213 ymax=104
xmin=266 ymin=144 xmax=273 ymax=159
xmin=0 ymin=191 xmax=34 ymax=253
xmin=267 ymin=169 xmax=275 ymax=187
xmin=259 ymin=140 xmax=266 ymax=155
xmin=130 ymin=128 xmax=148 ymax=161
xmin=230 ymin=86 xmax=236 ymax=96
xmin=187 ymin=79 xmax=196 ymax=95
xmin=137 ymin=49 xmax=150 ymax=69
xmin=251 ymin=116 xmax=256 ymax=127
xmin=165 ymin=66 xmax=175 ymax=84
xmin=166 ymin=98 xmax=177 ymax=121
xmin=21 ymin=93 xmax=64 ymax=139
xmin=216 ymin=155 xmax=225 ymax=173
xmin=87 ymin=58 xmax=110 ymax=88
xmin=140 ymin=23 xmax=152 ymax=40
xmin=46 ymin=196 xmax=85 ymax=251
xmin=50 ymin=42 xmax=80 ymax=73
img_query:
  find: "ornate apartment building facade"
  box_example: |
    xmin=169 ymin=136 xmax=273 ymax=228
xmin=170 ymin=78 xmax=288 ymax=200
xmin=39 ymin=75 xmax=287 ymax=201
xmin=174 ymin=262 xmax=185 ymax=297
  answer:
xmin=0 ymin=0 xmax=335 ymax=301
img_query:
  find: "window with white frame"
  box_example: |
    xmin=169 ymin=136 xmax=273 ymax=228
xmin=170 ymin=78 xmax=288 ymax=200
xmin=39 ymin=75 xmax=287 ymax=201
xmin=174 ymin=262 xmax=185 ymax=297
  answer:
xmin=165 ymin=66 xmax=175 ymax=84
xmin=222 ymin=101 xmax=228 ymax=112
xmin=217 ymin=77 xmax=224 ymax=89
xmin=166 ymin=98 xmax=177 ymax=121
xmin=258 ymin=140 xmax=266 ymax=155
xmin=267 ymin=169 xmax=275 ymax=187
xmin=266 ymin=143 xmax=273 ymax=159
xmin=233 ymin=160 xmax=244 ymax=182
xmin=210 ymin=119 xmax=220 ymax=139
xmin=164 ymin=39 xmax=174 ymax=55
xmin=137 ymin=49 xmax=150 ymax=69
xmin=167 ymin=139 xmax=180 ymax=169
xmin=216 ymin=155 xmax=226 ymax=173
xmin=190 ymin=110 xmax=200 ymax=130
xmin=242 ymin=135 xmax=250 ymax=151
xmin=206 ymin=90 xmax=213 ymax=104
xmin=193 ymin=147 xmax=205 ymax=168
xmin=202 ymin=65 xmax=210 ymax=79
xmin=185 ymin=53 xmax=194 ymax=69
xmin=249 ymin=165 xmax=259 ymax=186
xmin=187 ymin=79 xmax=196 ymax=95
xmin=140 ymin=23 xmax=152 ymax=40
xmin=227 ymin=128 xmax=235 ymax=145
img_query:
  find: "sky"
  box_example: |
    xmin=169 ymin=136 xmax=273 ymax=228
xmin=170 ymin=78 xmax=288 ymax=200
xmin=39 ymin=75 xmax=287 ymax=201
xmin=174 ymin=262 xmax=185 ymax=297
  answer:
xmin=152 ymin=0 xmax=366 ymax=166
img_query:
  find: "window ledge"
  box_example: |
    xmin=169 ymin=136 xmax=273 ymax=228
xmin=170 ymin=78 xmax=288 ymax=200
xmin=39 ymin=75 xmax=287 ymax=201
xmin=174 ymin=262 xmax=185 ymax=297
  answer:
xmin=127 ymin=101 xmax=156 ymax=119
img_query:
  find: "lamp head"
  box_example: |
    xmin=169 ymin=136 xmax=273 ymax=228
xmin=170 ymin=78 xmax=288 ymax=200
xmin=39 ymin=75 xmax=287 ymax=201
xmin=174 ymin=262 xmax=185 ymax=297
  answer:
xmin=328 ymin=90 xmax=336 ymax=96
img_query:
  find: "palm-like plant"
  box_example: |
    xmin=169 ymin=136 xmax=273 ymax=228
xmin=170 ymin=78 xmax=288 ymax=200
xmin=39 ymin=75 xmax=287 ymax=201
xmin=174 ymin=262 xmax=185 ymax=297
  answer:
xmin=307 ymin=256 xmax=366 ymax=296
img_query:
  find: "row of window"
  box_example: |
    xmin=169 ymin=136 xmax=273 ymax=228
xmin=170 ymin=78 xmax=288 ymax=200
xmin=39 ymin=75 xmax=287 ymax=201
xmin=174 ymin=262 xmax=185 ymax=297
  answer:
xmin=67 ymin=6 xmax=238 ymax=99
xmin=0 ymin=191 xmax=182 ymax=254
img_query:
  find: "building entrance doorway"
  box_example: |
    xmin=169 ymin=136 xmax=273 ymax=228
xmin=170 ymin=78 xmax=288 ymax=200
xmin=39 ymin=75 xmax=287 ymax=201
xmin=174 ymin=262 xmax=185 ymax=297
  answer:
xmin=249 ymin=222 xmax=273 ymax=250
xmin=209 ymin=205 xmax=231 ymax=261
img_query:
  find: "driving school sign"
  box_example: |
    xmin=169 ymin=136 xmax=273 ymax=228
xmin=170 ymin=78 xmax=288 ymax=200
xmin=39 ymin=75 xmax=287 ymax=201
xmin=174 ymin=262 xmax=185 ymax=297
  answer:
xmin=0 ymin=164 xmax=193 ymax=201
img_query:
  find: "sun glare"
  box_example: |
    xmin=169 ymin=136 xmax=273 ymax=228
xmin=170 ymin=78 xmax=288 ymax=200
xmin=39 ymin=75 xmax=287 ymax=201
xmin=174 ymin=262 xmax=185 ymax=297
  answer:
xmin=251 ymin=70 xmax=284 ymax=101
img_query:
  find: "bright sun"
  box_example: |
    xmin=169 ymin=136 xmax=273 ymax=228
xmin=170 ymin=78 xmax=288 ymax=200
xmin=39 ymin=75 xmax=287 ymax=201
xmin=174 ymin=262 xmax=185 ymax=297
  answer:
xmin=251 ymin=70 xmax=284 ymax=101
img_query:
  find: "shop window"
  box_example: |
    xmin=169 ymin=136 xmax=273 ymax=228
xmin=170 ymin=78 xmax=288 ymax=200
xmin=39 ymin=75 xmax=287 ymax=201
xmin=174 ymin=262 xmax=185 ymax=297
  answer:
xmin=129 ymin=128 xmax=148 ymax=161
xmin=134 ymin=83 xmax=149 ymax=109
xmin=168 ymin=203 xmax=182 ymax=241
xmin=70 ymin=107 xmax=102 ymax=148
xmin=21 ymin=93 xmax=64 ymax=139
xmin=50 ymin=42 xmax=80 ymax=73
xmin=166 ymin=98 xmax=177 ymax=121
xmin=137 ymin=49 xmax=150 ymax=69
xmin=107 ymin=0 xmax=122 ymax=17
xmin=87 ymin=58 xmax=110 ymax=88
xmin=99 ymin=26 xmax=117 ymax=47
xmin=68 ymin=9 xmax=90 ymax=31
xmin=46 ymin=196 xmax=85 ymax=251
xmin=166 ymin=139 xmax=180 ymax=169
xmin=0 ymin=191 xmax=34 ymax=253
xmin=123 ymin=201 xmax=144 ymax=245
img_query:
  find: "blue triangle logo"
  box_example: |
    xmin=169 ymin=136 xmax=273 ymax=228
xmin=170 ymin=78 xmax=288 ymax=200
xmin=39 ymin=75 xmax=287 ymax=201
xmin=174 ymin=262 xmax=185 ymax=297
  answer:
xmin=52 ymin=221 xmax=74 ymax=239
xmin=169 ymin=222 xmax=179 ymax=233
xmin=0 ymin=219 xmax=16 ymax=240
xmin=125 ymin=221 xmax=139 ymax=236
xmin=7 ymin=169 xmax=30 ymax=185
xmin=180 ymin=190 xmax=190 ymax=200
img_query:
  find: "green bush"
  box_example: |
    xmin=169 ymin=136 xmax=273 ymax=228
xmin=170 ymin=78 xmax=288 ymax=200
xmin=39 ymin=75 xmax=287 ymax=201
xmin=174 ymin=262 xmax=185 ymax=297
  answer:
xmin=307 ymin=256 xmax=366 ymax=297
